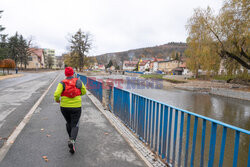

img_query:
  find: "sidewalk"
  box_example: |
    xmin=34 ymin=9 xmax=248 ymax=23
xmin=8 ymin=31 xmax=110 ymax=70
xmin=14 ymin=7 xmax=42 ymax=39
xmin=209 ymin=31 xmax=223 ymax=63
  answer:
xmin=0 ymin=75 xmax=145 ymax=167
xmin=0 ymin=73 xmax=24 ymax=80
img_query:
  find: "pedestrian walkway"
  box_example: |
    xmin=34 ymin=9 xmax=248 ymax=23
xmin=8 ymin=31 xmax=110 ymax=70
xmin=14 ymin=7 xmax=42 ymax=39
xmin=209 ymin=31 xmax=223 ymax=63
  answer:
xmin=0 ymin=75 xmax=146 ymax=167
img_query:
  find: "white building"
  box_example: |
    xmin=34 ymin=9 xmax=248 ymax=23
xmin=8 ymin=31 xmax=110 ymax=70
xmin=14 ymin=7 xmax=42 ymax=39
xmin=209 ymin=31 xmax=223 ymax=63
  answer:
xmin=123 ymin=61 xmax=138 ymax=71
xmin=43 ymin=48 xmax=56 ymax=68
xmin=139 ymin=60 xmax=150 ymax=72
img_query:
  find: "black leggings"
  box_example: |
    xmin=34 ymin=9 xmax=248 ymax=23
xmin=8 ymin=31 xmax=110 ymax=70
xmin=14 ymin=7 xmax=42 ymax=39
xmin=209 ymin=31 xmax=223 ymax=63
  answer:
xmin=61 ymin=107 xmax=81 ymax=141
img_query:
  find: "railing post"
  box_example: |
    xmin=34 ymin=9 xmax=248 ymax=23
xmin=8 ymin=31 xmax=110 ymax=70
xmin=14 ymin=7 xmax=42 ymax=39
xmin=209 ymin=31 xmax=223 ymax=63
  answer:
xmin=190 ymin=116 xmax=198 ymax=167
xmin=208 ymin=122 xmax=217 ymax=167
xmin=219 ymin=127 xmax=227 ymax=167
xmin=167 ymin=107 xmax=173 ymax=164
xmin=154 ymin=103 xmax=160 ymax=152
xmin=247 ymin=140 xmax=250 ymax=167
xmin=184 ymin=114 xmax=191 ymax=167
xmin=158 ymin=104 xmax=164 ymax=156
xmin=150 ymin=101 xmax=156 ymax=149
xmin=162 ymin=105 xmax=169 ymax=160
xmin=233 ymin=131 xmax=240 ymax=167
xmin=200 ymin=119 xmax=207 ymax=167
xmin=178 ymin=112 xmax=184 ymax=167
xmin=172 ymin=109 xmax=179 ymax=166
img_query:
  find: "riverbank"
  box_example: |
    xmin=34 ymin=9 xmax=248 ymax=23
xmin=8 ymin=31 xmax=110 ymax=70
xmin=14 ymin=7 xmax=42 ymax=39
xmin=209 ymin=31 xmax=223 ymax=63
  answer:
xmin=159 ymin=79 xmax=250 ymax=101
xmin=79 ymin=71 xmax=250 ymax=101
xmin=137 ymin=74 xmax=250 ymax=101
xmin=138 ymin=73 xmax=250 ymax=100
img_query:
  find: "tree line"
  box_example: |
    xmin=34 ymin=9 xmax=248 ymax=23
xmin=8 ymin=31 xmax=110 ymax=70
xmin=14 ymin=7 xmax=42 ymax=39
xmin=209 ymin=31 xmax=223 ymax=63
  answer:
xmin=0 ymin=11 xmax=32 ymax=69
xmin=186 ymin=0 xmax=249 ymax=78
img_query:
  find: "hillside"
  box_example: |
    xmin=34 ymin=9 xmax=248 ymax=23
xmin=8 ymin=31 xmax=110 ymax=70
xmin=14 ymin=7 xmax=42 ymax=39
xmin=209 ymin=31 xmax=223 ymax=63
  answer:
xmin=95 ymin=42 xmax=187 ymax=68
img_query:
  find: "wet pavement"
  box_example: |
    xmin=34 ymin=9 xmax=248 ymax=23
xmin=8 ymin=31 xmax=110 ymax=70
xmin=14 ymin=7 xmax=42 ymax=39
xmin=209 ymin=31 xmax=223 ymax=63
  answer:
xmin=0 ymin=71 xmax=59 ymax=147
xmin=0 ymin=72 xmax=145 ymax=167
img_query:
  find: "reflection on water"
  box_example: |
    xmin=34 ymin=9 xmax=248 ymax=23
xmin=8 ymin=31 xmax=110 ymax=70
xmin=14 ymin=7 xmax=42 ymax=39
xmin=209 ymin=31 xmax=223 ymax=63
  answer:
xmin=129 ymin=88 xmax=250 ymax=130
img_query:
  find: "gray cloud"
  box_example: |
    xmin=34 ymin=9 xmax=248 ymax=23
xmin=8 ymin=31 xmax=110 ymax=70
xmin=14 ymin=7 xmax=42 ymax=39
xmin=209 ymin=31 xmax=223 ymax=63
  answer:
xmin=0 ymin=0 xmax=222 ymax=56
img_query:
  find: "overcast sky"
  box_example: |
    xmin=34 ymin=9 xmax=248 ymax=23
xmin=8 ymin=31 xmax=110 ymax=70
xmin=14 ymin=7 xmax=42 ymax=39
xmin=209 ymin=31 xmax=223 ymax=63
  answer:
xmin=1 ymin=0 xmax=223 ymax=56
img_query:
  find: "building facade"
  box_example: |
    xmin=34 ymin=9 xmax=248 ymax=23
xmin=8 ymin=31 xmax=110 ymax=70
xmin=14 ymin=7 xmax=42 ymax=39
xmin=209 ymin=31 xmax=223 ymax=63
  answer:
xmin=55 ymin=56 xmax=64 ymax=69
xmin=43 ymin=48 xmax=56 ymax=68
xmin=26 ymin=48 xmax=44 ymax=69
xmin=139 ymin=60 xmax=150 ymax=72
xmin=123 ymin=60 xmax=138 ymax=71
xmin=158 ymin=60 xmax=185 ymax=73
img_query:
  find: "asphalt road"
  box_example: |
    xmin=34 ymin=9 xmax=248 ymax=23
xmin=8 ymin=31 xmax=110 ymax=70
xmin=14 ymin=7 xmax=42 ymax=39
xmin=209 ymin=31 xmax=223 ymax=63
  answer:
xmin=0 ymin=71 xmax=59 ymax=147
xmin=0 ymin=72 xmax=145 ymax=167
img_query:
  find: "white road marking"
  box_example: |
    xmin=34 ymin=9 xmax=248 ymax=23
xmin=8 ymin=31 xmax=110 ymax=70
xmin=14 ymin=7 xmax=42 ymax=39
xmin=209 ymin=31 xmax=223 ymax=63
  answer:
xmin=0 ymin=73 xmax=60 ymax=162
xmin=0 ymin=108 xmax=15 ymax=129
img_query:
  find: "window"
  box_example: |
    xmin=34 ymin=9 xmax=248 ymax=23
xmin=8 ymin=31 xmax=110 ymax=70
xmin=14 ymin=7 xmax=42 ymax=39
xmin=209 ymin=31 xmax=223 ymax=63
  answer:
xmin=28 ymin=56 xmax=32 ymax=61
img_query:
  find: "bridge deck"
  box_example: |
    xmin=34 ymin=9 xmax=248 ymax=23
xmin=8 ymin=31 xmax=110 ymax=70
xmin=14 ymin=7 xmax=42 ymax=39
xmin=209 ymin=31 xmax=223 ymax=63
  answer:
xmin=0 ymin=78 xmax=145 ymax=167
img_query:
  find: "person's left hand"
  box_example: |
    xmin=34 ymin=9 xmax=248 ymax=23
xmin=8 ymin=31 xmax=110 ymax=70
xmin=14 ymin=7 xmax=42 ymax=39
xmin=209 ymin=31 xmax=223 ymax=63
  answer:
xmin=56 ymin=100 xmax=60 ymax=103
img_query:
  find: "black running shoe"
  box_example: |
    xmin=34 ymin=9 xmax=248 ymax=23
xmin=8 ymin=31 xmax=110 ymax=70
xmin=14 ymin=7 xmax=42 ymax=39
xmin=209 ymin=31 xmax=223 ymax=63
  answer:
xmin=68 ymin=140 xmax=71 ymax=148
xmin=69 ymin=140 xmax=75 ymax=154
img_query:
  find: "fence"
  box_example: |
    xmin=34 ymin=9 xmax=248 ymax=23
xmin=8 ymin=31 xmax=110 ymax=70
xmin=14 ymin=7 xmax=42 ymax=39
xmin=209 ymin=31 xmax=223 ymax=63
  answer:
xmin=78 ymin=74 xmax=250 ymax=167
xmin=77 ymin=74 xmax=103 ymax=102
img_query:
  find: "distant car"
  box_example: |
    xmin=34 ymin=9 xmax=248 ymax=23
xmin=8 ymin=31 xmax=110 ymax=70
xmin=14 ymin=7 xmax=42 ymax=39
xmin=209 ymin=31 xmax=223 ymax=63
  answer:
xmin=156 ymin=70 xmax=164 ymax=74
xmin=144 ymin=71 xmax=152 ymax=74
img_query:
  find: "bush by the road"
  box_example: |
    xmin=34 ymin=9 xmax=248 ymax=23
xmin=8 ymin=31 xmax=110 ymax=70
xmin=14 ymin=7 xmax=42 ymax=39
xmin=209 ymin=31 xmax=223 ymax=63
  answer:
xmin=0 ymin=59 xmax=16 ymax=75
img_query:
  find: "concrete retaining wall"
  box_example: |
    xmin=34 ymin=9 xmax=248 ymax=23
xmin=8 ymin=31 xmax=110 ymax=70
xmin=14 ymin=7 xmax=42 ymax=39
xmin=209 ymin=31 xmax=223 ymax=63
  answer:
xmin=210 ymin=88 xmax=250 ymax=101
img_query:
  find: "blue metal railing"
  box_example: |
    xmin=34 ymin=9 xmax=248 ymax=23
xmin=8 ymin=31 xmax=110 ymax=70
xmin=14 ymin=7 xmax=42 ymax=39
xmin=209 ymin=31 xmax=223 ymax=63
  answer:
xmin=78 ymin=74 xmax=250 ymax=167
xmin=113 ymin=86 xmax=250 ymax=167
xmin=77 ymin=74 xmax=102 ymax=102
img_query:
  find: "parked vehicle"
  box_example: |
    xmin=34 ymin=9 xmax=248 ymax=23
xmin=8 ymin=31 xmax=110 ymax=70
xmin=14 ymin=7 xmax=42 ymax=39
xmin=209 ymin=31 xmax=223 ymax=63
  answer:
xmin=156 ymin=70 xmax=164 ymax=74
xmin=144 ymin=71 xmax=152 ymax=74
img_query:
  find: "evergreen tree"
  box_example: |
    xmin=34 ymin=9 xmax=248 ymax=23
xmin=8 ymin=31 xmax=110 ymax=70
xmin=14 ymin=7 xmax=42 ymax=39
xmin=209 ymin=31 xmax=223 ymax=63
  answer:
xmin=0 ymin=11 xmax=8 ymax=60
xmin=0 ymin=11 xmax=5 ymax=32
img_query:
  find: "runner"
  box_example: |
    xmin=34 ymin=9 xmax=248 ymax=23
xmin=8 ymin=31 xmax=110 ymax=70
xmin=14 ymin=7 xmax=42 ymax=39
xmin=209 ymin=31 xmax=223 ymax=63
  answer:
xmin=54 ymin=67 xmax=86 ymax=154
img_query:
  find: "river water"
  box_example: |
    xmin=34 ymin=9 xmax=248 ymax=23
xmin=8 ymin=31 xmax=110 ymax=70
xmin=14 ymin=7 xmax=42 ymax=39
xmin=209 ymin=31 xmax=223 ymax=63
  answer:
xmin=129 ymin=86 xmax=250 ymax=167
xmin=96 ymin=75 xmax=250 ymax=166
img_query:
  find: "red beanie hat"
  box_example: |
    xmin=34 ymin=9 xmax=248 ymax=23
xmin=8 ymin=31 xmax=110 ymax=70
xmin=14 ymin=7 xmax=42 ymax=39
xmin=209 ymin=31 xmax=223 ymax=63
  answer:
xmin=65 ymin=67 xmax=74 ymax=77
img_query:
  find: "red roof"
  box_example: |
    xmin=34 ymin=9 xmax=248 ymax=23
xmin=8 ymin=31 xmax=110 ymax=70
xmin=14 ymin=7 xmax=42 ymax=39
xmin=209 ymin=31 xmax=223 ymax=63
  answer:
xmin=151 ymin=58 xmax=164 ymax=62
xmin=29 ymin=48 xmax=43 ymax=58
xmin=139 ymin=60 xmax=150 ymax=66
xmin=124 ymin=61 xmax=138 ymax=67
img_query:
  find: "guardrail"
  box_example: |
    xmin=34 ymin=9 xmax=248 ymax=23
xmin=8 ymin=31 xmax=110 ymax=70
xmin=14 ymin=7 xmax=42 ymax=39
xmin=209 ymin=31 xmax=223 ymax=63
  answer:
xmin=78 ymin=74 xmax=250 ymax=167
xmin=77 ymin=74 xmax=102 ymax=102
